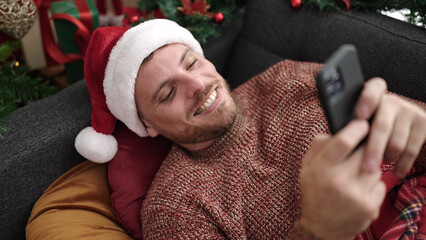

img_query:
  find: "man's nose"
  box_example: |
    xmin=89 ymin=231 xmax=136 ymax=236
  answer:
xmin=179 ymin=73 xmax=204 ymax=98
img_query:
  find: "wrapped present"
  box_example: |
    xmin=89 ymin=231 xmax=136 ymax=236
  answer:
xmin=40 ymin=0 xmax=99 ymax=83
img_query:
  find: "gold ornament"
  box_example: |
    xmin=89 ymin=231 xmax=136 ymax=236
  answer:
xmin=0 ymin=0 xmax=37 ymax=39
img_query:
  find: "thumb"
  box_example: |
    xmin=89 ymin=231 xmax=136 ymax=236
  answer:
xmin=303 ymin=134 xmax=330 ymax=167
xmin=321 ymin=119 xmax=370 ymax=165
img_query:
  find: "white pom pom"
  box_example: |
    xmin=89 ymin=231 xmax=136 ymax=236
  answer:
xmin=75 ymin=127 xmax=118 ymax=163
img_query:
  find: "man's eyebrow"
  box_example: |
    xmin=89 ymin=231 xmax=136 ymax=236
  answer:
xmin=150 ymin=48 xmax=191 ymax=105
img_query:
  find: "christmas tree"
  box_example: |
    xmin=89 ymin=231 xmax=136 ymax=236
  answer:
xmin=0 ymin=41 xmax=57 ymax=136
xmin=131 ymin=0 xmax=246 ymax=44
xmin=297 ymin=0 xmax=425 ymax=28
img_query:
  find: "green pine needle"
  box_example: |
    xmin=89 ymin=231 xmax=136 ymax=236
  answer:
xmin=301 ymin=0 xmax=425 ymax=28
xmin=136 ymin=0 xmax=243 ymax=44
xmin=138 ymin=0 xmax=158 ymax=12
xmin=0 ymin=64 xmax=57 ymax=106
xmin=0 ymin=41 xmax=21 ymax=62
xmin=156 ymin=0 xmax=180 ymax=20
xmin=0 ymin=40 xmax=57 ymax=136
xmin=0 ymin=100 xmax=16 ymax=138
xmin=0 ymin=63 xmax=57 ymax=135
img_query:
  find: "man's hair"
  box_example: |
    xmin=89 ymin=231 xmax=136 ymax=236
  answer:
xmin=136 ymin=52 xmax=155 ymax=121
xmin=142 ymin=52 xmax=154 ymax=64
xmin=137 ymin=110 xmax=145 ymax=120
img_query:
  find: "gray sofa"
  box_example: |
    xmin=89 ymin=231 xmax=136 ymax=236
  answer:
xmin=1 ymin=0 xmax=425 ymax=239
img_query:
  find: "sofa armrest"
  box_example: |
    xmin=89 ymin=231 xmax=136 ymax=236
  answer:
xmin=0 ymin=80 xmax=91 ymax=240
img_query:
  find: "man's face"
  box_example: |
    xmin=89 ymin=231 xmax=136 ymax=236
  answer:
xmin=135 ymin=43 xmax=239 ymax=151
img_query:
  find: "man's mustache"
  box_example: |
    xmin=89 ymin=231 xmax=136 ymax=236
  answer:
xmin=190 ymin=79 xmax=221 ymax=116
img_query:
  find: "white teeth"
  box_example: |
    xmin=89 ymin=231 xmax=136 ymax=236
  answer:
xmin=195 ymin=90 xmax=217 ymax=116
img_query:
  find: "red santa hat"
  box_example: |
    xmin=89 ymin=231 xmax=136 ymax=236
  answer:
xmin=75 ymin=19 xmax=203 ymax=163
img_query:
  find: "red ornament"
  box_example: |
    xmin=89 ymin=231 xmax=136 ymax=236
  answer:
xmin=214 ymin=12 xmax=224 ymax=23
xmin=291 ymin=0 xmax=302 ymax=9
xmin=130 ymin=15 xmax=139 ymax=24
xmin=342 ymin=0 xmax=352 ymax=10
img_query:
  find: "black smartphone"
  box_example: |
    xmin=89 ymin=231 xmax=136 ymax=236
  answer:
xmin=316 ymin=44 xmax=365 ymax=134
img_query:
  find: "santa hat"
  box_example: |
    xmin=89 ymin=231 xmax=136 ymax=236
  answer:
xmin=75 ymin=19 xmax=203 ymax=163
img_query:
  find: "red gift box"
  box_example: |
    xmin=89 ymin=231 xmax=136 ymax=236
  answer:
xmin=38 ymin=0 xmax=98 ymax=82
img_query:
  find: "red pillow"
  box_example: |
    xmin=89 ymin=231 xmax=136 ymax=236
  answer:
xmin=108 ymin=122 xmax=172 ymax=239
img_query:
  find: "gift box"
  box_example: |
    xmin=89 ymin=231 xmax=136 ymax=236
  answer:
xmin=49 ymin=0 xmax=99 ymax=83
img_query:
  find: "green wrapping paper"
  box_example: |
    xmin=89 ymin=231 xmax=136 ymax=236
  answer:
xmin=50 ymin=0 xmax=99 ymax=83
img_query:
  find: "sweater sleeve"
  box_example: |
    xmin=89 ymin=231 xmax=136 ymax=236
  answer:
xmin=141 ymin=205 xmax=228 ymax=240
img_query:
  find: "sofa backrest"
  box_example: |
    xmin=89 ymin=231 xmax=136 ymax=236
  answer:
xmin=0 ymin=80 xmax=90 ymax=240
xmin=225 ymin=0 xmax=426 ymax=102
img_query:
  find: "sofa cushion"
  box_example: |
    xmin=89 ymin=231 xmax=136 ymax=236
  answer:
xmin=108 ymin=122 xmax=172 ymax=239
xmin=26 ymin=161 xmax=132 ymax=240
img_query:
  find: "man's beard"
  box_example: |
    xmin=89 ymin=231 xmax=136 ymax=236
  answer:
xmin=155 ymin=80 xmax=239 ymax=145
xmin=164 ymin=102 xmax=239 ymax=145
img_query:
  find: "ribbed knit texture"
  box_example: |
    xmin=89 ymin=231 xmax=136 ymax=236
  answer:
xmin=141 ymin=60 xmax=329 ymax=239
xmin=140 ymin=59 xmax=426 ymax=239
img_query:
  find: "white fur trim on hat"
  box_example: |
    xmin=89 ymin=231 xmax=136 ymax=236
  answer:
xmin=104 ymin=19 xmax=204 ymax=138
xmin=75 ymin=126 xmax=118 ymax=163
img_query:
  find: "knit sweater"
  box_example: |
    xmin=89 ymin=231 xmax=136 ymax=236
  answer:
xmin=141 ymin=60 xmax=330 ymax=239
xmin=140 ymin=60 xmax=425 ymax=239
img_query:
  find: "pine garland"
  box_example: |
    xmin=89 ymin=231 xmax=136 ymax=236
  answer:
xmin=0 ymin=100 xmax=15 ymax=136
xmin=0 ymin=64 xmax=56 ymax=106
xmin=135 ymin=0 xmax=246 ymax=44
xmin=300 ymin=0 xmax=426 ymax=28
xmin=0 ymin=41 xmax=57 ymax=136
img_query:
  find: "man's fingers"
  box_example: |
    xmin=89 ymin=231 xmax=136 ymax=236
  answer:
xmin=393 ymin=119 xmax=426 ymax=178
xmin=384 ymin=113 xmax=411 ymax=161
xmin=367 ymin=180 xmax=386 ymax=220
xmin=356 ymin=78 xmax=387 ymax=120
xmin=303 ymin=134 xmax=330 ymax=167
xmin=321 ymin=119 xmax=369 ymax=164
xmin=356 ymin=167 xmax=386 ymax=226
xmin=363 ymin=96 xmax=397 ymax=173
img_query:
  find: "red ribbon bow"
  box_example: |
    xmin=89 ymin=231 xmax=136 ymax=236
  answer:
xmin=39 ymin=0 xmax=94 ymax=65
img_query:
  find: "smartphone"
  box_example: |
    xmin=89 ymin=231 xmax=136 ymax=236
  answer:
xmin=316 ymin=44 xmax=364 ymax=134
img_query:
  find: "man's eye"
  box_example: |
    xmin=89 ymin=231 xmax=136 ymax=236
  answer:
xmin=187 ymin=59 xmax=198 ymax=71
xmin=161 ymin=87 xmax=175 ymax=103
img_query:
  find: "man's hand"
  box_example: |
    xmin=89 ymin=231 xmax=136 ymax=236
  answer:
xmin=298 ymin=77 xmax=425 ymax=239
xmin=299 ymin=120 xmax=386 ymax=240
xmin=355 ymin=78 xmax=426 ymax=177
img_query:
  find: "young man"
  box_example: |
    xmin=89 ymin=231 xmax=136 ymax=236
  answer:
xmin=76 ymin=19 xmax=426 ymax=239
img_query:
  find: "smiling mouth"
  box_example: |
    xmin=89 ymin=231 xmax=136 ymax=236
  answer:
xmin=194 ymin=89 xmax=217 ymax=116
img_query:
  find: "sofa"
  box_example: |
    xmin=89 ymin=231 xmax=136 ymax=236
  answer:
xmin=1 ymin=0 xmax=425 ymax=239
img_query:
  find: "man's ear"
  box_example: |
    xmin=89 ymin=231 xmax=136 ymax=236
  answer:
xmin=142 ymin=120 xmax=159 ymax=138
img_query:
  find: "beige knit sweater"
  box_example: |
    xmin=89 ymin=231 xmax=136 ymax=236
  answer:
xmin=141 ymin=60 xmax=332 ymax=239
